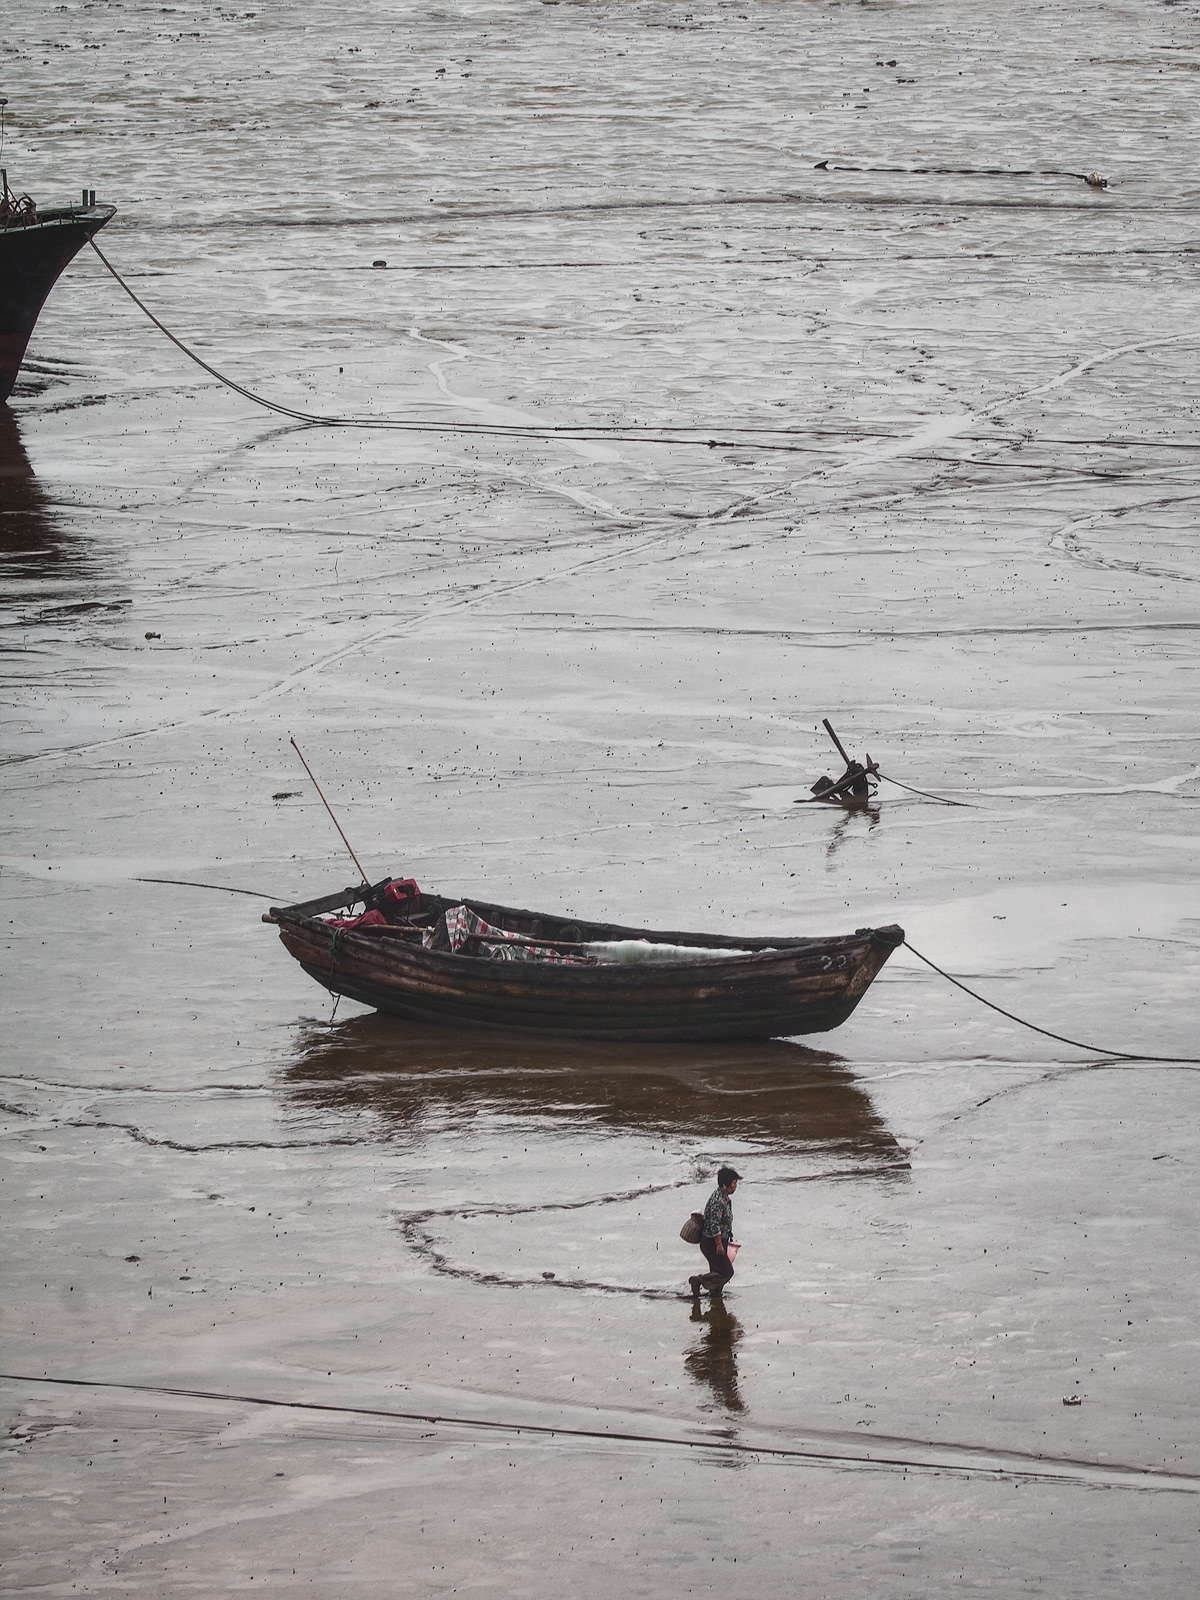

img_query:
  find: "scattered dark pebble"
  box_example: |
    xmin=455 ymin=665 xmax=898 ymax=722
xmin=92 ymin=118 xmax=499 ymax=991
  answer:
xmin=144 ymin=632 xmax=161 ymax=640
xmin=372 ymin=259 xmax=387 ymax=267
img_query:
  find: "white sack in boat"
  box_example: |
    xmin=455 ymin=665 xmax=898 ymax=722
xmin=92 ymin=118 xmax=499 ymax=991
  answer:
xmin=585 ymin=940 xmax=769 ymax=964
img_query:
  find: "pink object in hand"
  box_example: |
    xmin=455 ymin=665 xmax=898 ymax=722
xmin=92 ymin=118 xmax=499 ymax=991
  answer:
xmin=726 ymin=1243 xmax=740 ymax=1263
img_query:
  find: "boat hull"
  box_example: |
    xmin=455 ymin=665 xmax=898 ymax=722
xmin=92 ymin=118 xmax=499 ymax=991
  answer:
xmin=1 ymin=206 xmax=116 ymax=403
xmin=268 ymin=884 xmax=903 ymax=1042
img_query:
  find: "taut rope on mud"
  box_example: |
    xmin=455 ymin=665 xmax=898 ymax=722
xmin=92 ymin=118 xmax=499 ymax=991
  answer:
xmin=87 ymin=239 xmax=877 ymax=454
xmin=4 ymin=1371 xmax=1196 ymax=1491
xmin=903 ymin=939 xmax=1200 ymax=1065
xmin=877 ymin=772 xmax=972 ymax=806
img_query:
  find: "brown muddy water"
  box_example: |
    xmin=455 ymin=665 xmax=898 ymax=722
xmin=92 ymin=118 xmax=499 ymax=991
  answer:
xmin=3 ymin=0 xmax=1200 ymax=1593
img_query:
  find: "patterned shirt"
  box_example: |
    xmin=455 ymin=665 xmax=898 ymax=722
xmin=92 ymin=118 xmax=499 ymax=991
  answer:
xmin=702 ymin=1187 xmax=733 ymax=1242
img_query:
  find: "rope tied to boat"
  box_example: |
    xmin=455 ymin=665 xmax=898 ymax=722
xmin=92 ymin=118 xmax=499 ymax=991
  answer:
xmin=85 ymin=239 xmax=867 ymax=454
xmin=859 ymin=926 xmax=905 ymax=949
xmin=902 ymin=938 xmax=1200 ymax=1065
xmin=133 ymin=880 xmax=1191 ymax=1062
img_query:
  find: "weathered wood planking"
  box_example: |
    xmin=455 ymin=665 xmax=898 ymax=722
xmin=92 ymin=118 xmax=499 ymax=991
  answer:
xmin=265 ymin=880 xmax=903 ymax=1042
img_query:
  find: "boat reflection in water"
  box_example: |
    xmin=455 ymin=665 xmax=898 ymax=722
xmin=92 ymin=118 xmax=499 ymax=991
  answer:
xmin=0 ymin=410 xmax=69 ymax=570
xmin=282 ymin=1014 xmax=904 ymax=1163
xmin=0 ymin=406 xmax=104 ymax=624
xmin=1 ymin=410 xmax=107 ymax=645
xmin=283 ymin=1018 xmax=902 ymax=1419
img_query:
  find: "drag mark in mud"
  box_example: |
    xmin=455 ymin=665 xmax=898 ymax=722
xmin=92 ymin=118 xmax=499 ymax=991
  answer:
xmin=705 ymin=327 xmax=1200 ymax=527
xmin=58 ymin=1116 xmax=378 ymax=1155
xmin=1048 ymin=493 xmax=1200 ymax=583
xmin=0 ymin=1074 xmax=269 ymax=1098
xmin=397 ymin=1159 xmax=908 ymax=1298
xmin=397 ymin=1169 xmax=707 ymax=1300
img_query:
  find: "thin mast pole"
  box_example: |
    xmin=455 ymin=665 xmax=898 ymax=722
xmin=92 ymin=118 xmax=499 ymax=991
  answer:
xmin=289 ymin=736 xmax=371 ymax=886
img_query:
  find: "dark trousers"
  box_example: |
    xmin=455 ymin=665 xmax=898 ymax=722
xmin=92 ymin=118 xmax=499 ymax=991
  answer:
xmin=700 ymin=1235 xmax=734 ymax=1285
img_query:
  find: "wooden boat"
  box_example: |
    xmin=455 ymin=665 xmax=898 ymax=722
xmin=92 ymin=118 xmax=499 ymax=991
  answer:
xmin=1 ymin=175 xmax=115 ymax=404
xmin=264 ymin=876 xmax=904 ymax=1042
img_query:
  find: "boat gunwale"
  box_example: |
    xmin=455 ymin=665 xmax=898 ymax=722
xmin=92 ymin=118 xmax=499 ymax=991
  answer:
xmin=267 ymin=878 xmax=903 ymax=981
xmin=277 ymin=919 xmax=874 ymax=981
xmin=0 ymin=205 xmax=117 ymax=235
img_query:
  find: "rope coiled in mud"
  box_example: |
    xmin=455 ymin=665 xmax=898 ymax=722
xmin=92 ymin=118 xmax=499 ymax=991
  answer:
xmin=903 ymin=939 xmax=1200 ymax=1064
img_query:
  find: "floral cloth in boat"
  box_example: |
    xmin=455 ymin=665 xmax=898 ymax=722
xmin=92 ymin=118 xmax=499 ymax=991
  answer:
xmin=440 ymin=906 xmax=595 ymax=965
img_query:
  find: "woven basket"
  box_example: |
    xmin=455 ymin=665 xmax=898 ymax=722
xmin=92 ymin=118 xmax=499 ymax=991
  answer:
xmin=679 ymin=1211 xmax=704 ymax=1245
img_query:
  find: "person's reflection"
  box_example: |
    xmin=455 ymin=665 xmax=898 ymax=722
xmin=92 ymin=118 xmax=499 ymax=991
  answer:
xmin=684 ymin=1298 xmax=745 ymax=1414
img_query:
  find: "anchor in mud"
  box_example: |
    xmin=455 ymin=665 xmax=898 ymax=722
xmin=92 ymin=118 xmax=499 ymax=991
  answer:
xmin=801 ymin=719 xmax=879 ymax=808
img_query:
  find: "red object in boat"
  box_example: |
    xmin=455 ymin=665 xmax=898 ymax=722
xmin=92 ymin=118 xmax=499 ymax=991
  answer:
xmin=383 ymin=878 xmax=421 ymax=906
xmin=324 ymin=908 xmax=389 ymax=930
xmin=266 ymin=875 xmax=904 ymax=1042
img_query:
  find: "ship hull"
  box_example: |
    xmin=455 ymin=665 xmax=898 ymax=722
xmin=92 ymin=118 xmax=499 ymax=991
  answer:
xmin=0 ymin=206 xmax=115 ymax=403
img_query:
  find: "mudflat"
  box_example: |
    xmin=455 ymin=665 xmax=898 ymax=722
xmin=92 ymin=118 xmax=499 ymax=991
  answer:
xmin=3 ymin=1 xmax=1198 ymax=1594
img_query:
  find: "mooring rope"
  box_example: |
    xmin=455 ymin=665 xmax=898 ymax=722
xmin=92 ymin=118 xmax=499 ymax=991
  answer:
xmin=117 ymin=883 xmax=1200 ymax=1064
xmin=88 ymin=239 xmax=851 ymax=454
xmin=902 ymin=939 xmax=1200 ymax=1064
xmin=3 ymin=1371 xmax=1186 ymax=1488
xmin=135 ymin=876 xmax=277 ymax=899
xmin=878 ymin=772 xmax=973 ymax=807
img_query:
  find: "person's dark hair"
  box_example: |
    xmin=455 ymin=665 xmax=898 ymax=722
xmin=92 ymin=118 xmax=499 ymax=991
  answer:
xmin=717 ymin=1166 xmax=741 ymax=1189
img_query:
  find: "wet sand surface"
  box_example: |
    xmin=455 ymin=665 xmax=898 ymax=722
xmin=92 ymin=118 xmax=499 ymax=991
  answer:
xmin=3 ymin=0 xmax=1200 ymax=1592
